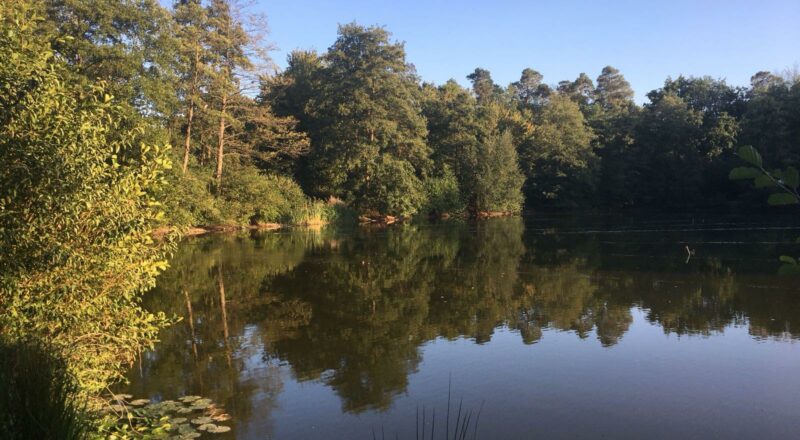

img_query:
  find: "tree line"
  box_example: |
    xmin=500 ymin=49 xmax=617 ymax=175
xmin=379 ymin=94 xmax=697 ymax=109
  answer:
xmin=24 ymin=0 xmax=800 ymax=223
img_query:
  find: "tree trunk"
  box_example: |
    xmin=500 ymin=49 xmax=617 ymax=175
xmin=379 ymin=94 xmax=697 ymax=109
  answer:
xmin=182 ymin=99 xmax=195 ymax=174
xmin=182 ymin=47 xmax=201 ymax=174
xmin=216 ymin=92 xmax=227 ymax=189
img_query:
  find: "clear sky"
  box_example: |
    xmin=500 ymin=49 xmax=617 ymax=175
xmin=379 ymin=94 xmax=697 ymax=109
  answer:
xmin=251 ymin=0 xmax=800 ymax=102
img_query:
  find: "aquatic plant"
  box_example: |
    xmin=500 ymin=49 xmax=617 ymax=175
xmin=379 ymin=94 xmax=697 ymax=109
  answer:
xmin=95 ymin=394 xmax=232 ymax=438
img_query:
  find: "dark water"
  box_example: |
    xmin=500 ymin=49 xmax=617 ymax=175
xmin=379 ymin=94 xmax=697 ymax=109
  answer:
xmin=124 ymin=213 xmax=800 ymax=439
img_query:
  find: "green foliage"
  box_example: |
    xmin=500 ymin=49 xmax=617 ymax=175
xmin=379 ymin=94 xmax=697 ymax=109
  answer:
xmin=595 ymin=65 xmax=635 ymax=111
xmin=94 ymin=394 xmax=231 ymax=438
xmin=730 ymin=146 xmax=800 ymax=206
xmin=737 ymin=145 xmax=763 ymax=167
xmin=519 ymin=94 xmax=597 ymax=205
xmin=359 ymin=156 xmax=426 ymax=217
xmin=217 ymin=164 xmax=309 ymax=224
xmin=0 ymin=339 xmax=89 ymax=440
xmin=473 ymin=131 xmax=526 ymax=213
xmin=0 ymin=1 xmax=174 ymax=395
xmin=161 ymin=164 xmax=220 ymax=227
xmin=43 ymin=0 xmax=181 ymax=120
xmin=290 ymin=24 xmax=431 ymax=215
xmin=422 ymin=167 xmax=465 ymax=216
xmin=729 ymin=145 xmax=800 ymax=274
xmin=729 ymin=166 xmax=762 ymax=180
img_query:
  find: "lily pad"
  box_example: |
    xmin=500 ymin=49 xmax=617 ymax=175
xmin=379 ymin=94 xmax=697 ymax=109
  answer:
xmin=207 ymin=425 xmax=231 ymax=433
xmin=178 ymin=424 xmax=196 ymax=434
xmin=191 ymin=416 xmax=213 ymax=425
xmin=177 ymin=408 xmax=193 ymax=414
xmin=197 ymin=423 xmax=217 ymax=431
xmin=179 ymin=395 xmax=201 ymax=403
xmin=212 ymin=413 xmax=231 ymax=422
xmin=130 ymin=399 xmax=150 ymax=406
xmin=171 ymin=417 xmax=188 ymax=424
xmin=112 ymin=393 xmax=133 ymax=400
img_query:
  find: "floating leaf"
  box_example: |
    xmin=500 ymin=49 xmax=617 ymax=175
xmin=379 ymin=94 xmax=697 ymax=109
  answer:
xmin=207 ymin=425 xmax=231 ymax=433
xmin=177 ymin=408 xmax=193 ymax=414
xmin=191 ymin=417 xmax=213 ymax=425
xmin=129 ymin=399 xmax=150 ymax=406
xmin=198 ymin=423 xmax=218 ymax=431
xmin=212 ymin=414 xmax=231 ymax=422
xmin=171 ymin=417 xmax=188 ymax=424
xmin=178 ymin=424 xmax=196 ymax=434
xmin=737 ymin=145 xmax=762 ymax=167
xmin=179 ymin=396 xmax=201 ymax=403
xmin=728 ymin=166 xmax=761 ymax=180
xmin=779 ymin=255 xmax=797 ymax=265
xmin=767 ymin=193 xmax=799 ymax=206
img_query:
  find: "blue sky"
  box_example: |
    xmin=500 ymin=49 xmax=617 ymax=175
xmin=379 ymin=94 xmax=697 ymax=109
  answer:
xmin=251 ymin=0 xmax=800 ymax=102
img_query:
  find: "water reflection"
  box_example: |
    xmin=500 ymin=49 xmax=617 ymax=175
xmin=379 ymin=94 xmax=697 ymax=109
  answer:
xmin=125 ymin=216 xmax=800 ymax=438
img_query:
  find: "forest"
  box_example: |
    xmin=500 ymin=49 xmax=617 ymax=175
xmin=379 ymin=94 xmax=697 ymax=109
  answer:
xmin=5 ymin=0 xmax=800 ymax=225
xmin=1 ymin=0 xmax=799 ymax=437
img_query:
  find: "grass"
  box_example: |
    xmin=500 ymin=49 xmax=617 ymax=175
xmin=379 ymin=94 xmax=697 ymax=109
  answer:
xmin=373 ymin=377 xmax=484 ymax=440
xmin=0 ymin=339 xmax=89 ymax=440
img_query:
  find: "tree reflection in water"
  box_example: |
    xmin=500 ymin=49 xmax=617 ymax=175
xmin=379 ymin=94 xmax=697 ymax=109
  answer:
xmin=124 ymin=216 xmax=800 ymax=429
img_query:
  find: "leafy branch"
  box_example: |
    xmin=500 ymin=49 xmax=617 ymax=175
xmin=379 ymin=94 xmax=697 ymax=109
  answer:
xmin=730 ymin=145 xmax=800 ymax=274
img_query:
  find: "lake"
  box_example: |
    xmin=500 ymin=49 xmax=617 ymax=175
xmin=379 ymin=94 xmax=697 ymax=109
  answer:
xmin=123 ymin=213 xmax=800 ymax=439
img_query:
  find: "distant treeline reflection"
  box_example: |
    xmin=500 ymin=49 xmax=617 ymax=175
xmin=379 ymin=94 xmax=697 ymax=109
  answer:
xmin=134 ymin=218 xmax=799 ymax=414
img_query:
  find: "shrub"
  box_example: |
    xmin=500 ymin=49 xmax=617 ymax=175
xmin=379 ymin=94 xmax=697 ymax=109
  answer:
xmin=217 ymin=164 xmax=308 ymax=224
xmin=0 ymin=2 xmax=173 ymax=396
xmin=161 ymin=164 xmax=221 ymax=227
xmin=358 ymin=156 xmax=426 ymax=216
xmin=423 ymin=166 xmax=465 ymax=216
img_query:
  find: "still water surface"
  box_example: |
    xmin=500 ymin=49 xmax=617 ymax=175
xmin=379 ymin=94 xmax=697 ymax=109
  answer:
xmin=124 ymin=214 xmax=800 ymax=439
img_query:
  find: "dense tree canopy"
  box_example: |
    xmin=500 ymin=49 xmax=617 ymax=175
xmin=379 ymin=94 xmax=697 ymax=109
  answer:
xmin=7 ymin=0 xmax=800 ymax=220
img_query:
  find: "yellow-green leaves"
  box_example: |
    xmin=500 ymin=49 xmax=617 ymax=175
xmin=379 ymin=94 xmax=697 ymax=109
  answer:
xmin=0 ymin=0 xmax=175 ymax=399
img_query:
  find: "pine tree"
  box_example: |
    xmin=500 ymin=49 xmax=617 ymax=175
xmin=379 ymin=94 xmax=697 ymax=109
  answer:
xmin=173 ymin=0 xmax=211 ymax=173
xmin=206 ymin=0 xmax=253 ymax=188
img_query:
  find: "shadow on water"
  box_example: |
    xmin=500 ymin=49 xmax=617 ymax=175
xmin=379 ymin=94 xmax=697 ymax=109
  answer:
xmin=123 ymin=214 xmax=800 ymax=439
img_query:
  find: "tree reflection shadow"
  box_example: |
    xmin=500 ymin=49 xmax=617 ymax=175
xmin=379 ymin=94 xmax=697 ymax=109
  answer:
xmin=126 ymin=219 xmax=800 ymax=418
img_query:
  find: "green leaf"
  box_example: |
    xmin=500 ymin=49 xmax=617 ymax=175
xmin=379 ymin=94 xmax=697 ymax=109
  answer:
xmin=754 ymin=174 xmax=777 ymax=188
xmin=783 ymin=166 xmax=799 ymax=190
xmin=778 ymin=264 xmax=800 ymax=276
xmin=728 ymin=167 xmax=761 ymax=180
xmin=767 ymin=193 xmax=799 ymax=206
xmin=779 ymin=255 xmax=797 ymax=265
xmin=737 ymin=145 xmax=762 ymax=167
